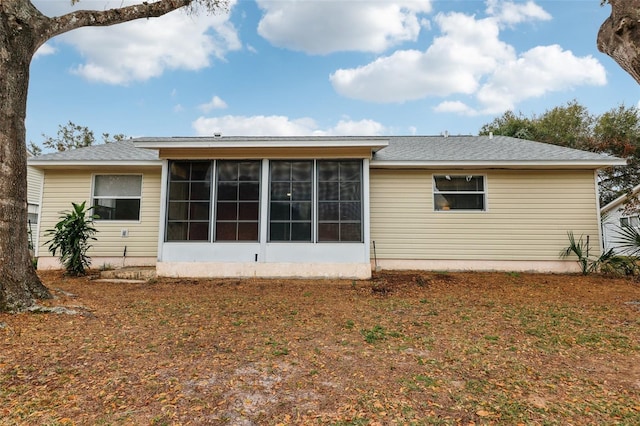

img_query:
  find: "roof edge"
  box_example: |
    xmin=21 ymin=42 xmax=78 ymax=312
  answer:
xmin=370 ymin=159 xmax=626 ymax=169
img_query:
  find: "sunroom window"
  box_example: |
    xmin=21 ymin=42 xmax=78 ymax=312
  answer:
xmin=269 ymin=161 xmax=313 ymax=241
xmin=215 ymin=160 xmax=261 ymax=241
xmin=317 ymin=160 xmax=362 ymax=242
xmin=93 ymin=175 xmax=142 ymax=220
xmin=433 ymin=175 xmax=485 ymax=211
xmin=166 ymin=161 xmax=211 ymax=241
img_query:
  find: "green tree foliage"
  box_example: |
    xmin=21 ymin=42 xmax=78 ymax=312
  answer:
xmin=45 ymin=201 xmax=98 ymax=276
xmin=480 ymin=100 xmax=640 ymax=206
xmin=40 ymin=121 xmax=128 ymax=153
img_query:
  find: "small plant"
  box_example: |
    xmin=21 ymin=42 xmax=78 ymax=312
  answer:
xmin=45 ymin=201 xmax=98 ymax=276
xmin=361 ymin=325 xmax=387 ymax=343
xmin=100 ymin=263 xmax=114 ymax=271
xmin=600 ymin=255 xmax=640 ymax=276
xmin=560 ymin=231 xmax=614 ymax=275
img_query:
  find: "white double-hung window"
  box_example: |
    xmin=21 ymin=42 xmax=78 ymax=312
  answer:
xmin=433 ymin=175 xmax=485 ymax=211
xmin=93 ymin=175 xmax=142 ymax=220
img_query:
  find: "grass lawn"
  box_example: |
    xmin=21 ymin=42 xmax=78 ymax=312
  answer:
xmin=1 ymin=270 xmax=639 ymax=425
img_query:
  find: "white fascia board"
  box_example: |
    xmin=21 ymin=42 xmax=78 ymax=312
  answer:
xmin=369 ymin=159 xmax=627 ymax=169
xmin=601 ymin=182 xmax=640 ymax=214
xmin=134 ymin=139 xmax=389 ymax=150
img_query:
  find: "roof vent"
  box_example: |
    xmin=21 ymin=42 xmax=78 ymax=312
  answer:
xmin=213 ymin=132 xmax=222 ymax=138
xmin=489 ymin=131 xmax=493 ymax=140
xmin=443 ymin=130 xmax=449 ymax=138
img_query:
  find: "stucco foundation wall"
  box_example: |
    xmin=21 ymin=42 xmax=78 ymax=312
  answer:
xmin=156 ymin=262 xmax=372 ymax=279
xmin=37 ymin=256 xmax=156 ymax=271
xmin=373 ymin=259 xmax=581 ymax=274
xmin=35 ymin=167 xmax=162 ymax=266
xmin=369 ymin=168 xmax=601 ymax=262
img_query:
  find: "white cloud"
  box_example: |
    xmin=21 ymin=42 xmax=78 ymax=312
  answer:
xmin=486 ymin=0 xmax=551 ymax=26
xmin=476 ymin=45 xmax=606 ymax=114
xmin=192 ymin=115 xmax=385 ymax=136
xmin=330 ymin=2 xmax=606 ymax=115
xmin=330 ymin=12 xmax=514 ymax=102
xmin=199 ymin=96 xmax=228 ymax=112
xmin=39 ymin=1 xmax=241 ymax=85
xmin=434 ymin=101 xmax=477 ymax=115
xmin=34 ymin=43 xmax=56 ymax=58
xmin=256 ymin=0 xmax=432 ymax=54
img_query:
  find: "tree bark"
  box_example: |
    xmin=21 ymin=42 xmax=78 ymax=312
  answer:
xmin=0 ymin=1 xmax=53 ymax=311
xmin=598 ymin=0 xmax=640 ymax=85
xmin=0 ymin=0 xmax=225 ymax=311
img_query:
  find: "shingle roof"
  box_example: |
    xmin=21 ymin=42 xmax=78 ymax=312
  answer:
xmin=29 ymin=140 xmax=159 ymax=163
xmin=373 ymin=135 xmax=619 ymax=163
xmin=27 ymin=135 xmax=622 ymax=167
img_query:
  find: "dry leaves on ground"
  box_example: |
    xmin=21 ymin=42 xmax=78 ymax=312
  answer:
xmin=1 ymin=270 xmax=639 ymax=425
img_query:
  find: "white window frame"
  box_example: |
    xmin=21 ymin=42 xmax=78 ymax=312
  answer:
xmin=433 ymin=174 xmax=487 ymax=212
xmin=620 ymin=215 xmax=640 ymax=228
xmin=92 ymin=174 xmax=143 ymax=221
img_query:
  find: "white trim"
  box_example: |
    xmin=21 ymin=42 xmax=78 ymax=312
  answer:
xmin=135 ymin=138 xmax=389 ymax=150
xmin=370 ymin=160 xmax=626 ymax=169
xmin=601 ymin=182 xmax=640 ymax=214
xmin=33 ymin=172 xmax=45 ymax=258
xmin=157 ymin=160 xmax=169 ymax=261
xmin=259 ymin=159 xmax=269 ymax=259
xmin=432 ymin=173 xmax=487 ymax=212
xmin=362 ymin=158 xmax=371 ymax=261
xmin=594 ymin=169 xmax=605 ymax=251
xmin=91 ymin=173 xmax=143 ymax=222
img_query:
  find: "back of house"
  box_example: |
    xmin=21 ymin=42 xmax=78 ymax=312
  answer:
xmin=28 ymin=135 xmax=623 ymax=278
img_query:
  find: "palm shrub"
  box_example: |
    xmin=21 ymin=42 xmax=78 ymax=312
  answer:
xmin=613 ymin=224 xmax=640 ymax=257
xmin=45 ymin=201 xmax=98 ymax=276
xmin=560 ymin=231 xmax=615 ymax=275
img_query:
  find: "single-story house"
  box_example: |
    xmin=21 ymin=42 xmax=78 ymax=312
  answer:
xmin=601 ymin=183 xmax=640 ymax=254
xmin=28 ymin=135 xmax=624 ymax=278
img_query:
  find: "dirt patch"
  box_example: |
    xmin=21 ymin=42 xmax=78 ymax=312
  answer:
xmin=1 ymin=270 xmax=639 ymax=424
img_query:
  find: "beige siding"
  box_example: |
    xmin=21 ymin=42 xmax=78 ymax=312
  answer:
xmin=37 ymin=167 xmax=161 ymax=259
xmin=370 ymin=169 xmax=601 ymax=260
xmin=27 ymin=166 xmax=44 ymax=205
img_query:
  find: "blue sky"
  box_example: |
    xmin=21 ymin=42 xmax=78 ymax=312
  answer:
xmin=26 ymin=0 xmax=639 ymax=148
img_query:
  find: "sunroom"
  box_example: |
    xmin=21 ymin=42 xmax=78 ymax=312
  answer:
xmin=133 ymin=137 xmax=388 ymax=279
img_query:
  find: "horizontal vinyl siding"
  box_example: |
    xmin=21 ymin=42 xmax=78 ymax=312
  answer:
xmin=27 ymin=166 xmax=43 ymax=205
xmin=370 ymin=169 xmax=600 ymax=261
xmin=37 ymin=168 xmax=161 ymax=259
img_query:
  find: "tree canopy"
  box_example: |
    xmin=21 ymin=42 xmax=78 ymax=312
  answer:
xmin=479 ymin=100 xmax=640 ymax=207
xmin=31 ymin=121 xmax=128 ymax=155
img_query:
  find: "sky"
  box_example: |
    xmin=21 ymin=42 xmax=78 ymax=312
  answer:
xmin=26 ymin=0 xmax=640 ymax=148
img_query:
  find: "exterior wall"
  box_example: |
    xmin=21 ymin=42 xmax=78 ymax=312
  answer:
xmin=27 ymin=166 xmax=44 ymax=206
xmin=156 ymin=158 xmax=372 ymax=279
xmin=369 ymin=168 xmax=601 ymax=271
xmin=601 ymin=205 xmax=630 ymax=254
xmin=36 ymin=167 xmax=161 ymax=269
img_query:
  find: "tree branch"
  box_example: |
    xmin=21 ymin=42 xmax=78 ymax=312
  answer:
xmin=37 ymin=0 xmax=225 ymax=45
xmin=597 ymin=0 xmax=640 ymax=85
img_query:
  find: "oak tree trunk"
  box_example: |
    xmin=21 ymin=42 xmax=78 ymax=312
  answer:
xmin=598 ymin=0 xmax=640 ymax=85
xmin=0 ymin=2 xmax=52 ymax=310
xmin=0 ymin=0 xmax=224 ymax=311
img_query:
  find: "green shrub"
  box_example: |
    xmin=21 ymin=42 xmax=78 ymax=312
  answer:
xmin=560 ymin=231 xmax=614 ymax=275
xmin=45 ymin=201 xmax=98 ymax=276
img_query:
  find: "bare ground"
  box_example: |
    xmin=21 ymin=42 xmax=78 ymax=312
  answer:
xmin=1 ymin=270 xmax=639 ymax=425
